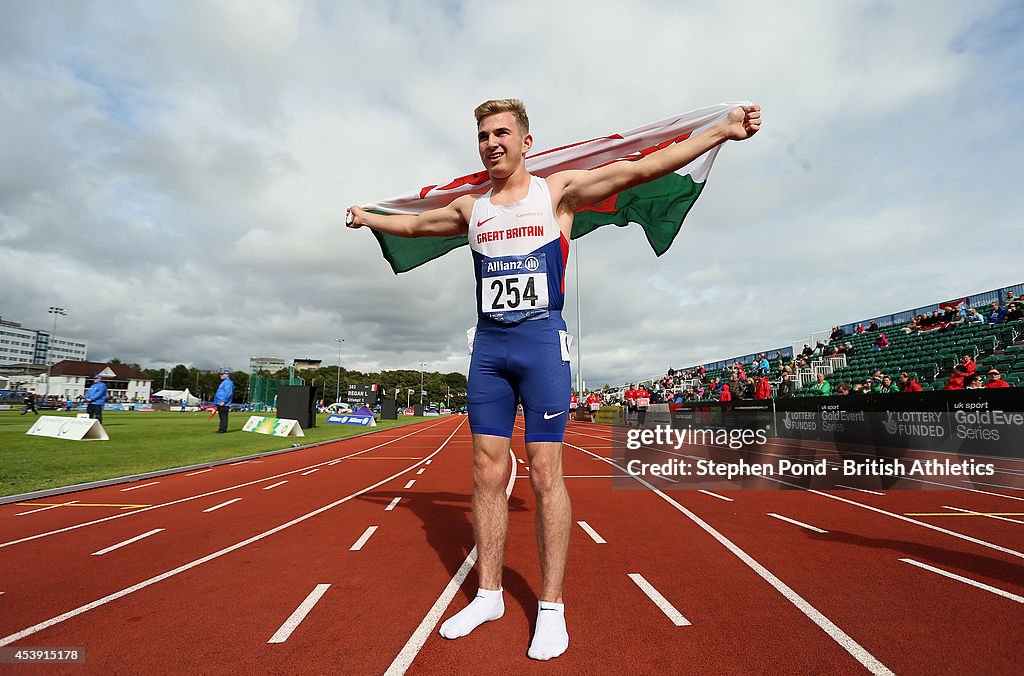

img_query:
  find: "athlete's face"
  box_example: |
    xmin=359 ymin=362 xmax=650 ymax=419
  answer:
xmin=477 ymin=112 xmax=532 ymax=179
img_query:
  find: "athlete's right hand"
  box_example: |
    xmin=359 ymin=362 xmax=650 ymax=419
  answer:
xmin=345 ymin=206 xmax=366 ymax=229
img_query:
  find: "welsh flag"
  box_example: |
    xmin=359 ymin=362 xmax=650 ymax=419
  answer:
xmin=362 ymin=102 xmax=747 ymax=273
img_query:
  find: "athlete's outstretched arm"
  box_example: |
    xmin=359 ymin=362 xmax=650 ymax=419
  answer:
xmin=346 ymin=195 xmax=473 ymax=238
xmin=550 ymin=105 xmax=760 ymax=212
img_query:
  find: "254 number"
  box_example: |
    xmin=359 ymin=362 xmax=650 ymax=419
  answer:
xmin=489 ymin=276 xmax=539 ymax=310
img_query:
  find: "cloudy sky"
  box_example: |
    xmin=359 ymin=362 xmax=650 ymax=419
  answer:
xmin=3 ymin=0 xmax=1021 ymax=388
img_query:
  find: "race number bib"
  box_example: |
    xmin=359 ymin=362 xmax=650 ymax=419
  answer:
xmin=479 ymin=253 xmax=549 ymax=323
xmin=637 ymin=397 xmax=650 ymax=408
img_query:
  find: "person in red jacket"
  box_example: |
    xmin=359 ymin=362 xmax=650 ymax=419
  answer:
xmin=945 ymin=365 xmax=967 ymax=390
xmin=754 ymin=375 xmax=771 ymax=400
xmin=984 ymin=369 xmax=1011 ymax=388
xmin=585 ymin=392 xmax=601 ymax=422
xmin=719 ymin=383 xmax=732 ymax=402
xmin=898 ymin=372 xmax=923 ymax=393
xmin=959 ymin=353 xmax=976 ymax=376
xmin=569 ymin=392 xmax=579 ymax=420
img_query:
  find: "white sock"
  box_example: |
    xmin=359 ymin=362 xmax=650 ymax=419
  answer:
xmin=528 ymin=601 xmax=568 ymax=660
xmin=438 ymin=587 xmax=504 ymax=639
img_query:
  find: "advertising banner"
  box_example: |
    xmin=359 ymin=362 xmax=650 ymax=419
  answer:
xmin=242 ymin=416 xmax=305 ymax=437
xmin=26 ymin=416 xmax=109 ymax=441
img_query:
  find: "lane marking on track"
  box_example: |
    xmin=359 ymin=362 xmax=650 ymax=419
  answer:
xmin=327 ymin=459 xmax=342 ymax=466
xmin=351 ymin=457 xmax=425 ymax=460
xmin=566 ymin=427 xmax=1024 ymax=563
xmin=425 ymin=459 xmax=432 ymax=465
xmin=835 ymin=485 xmax=885 ymax=496
xmin=941 ymin=506 xmax=1024 ymax=524
xmin=17 ymin=502 xmax=149 ymax=510
xmin=230 ymin=461 xmax=249 ymax=466
xmin=628 ymin=573 xmax=690 ymax=626
xmin=185 ymin=469 xmax=212 ymax=476
xmin=384 ymin=446 xmax=516 ymax=676
xmin=350 ymin=526 xmax=378 ymax=551
xmin=517 ymin=458 xmax=524 ymax=464
xmin=301 ymin=469 xmax=320 ymax=476
xmin=768 ymin=513 xmax=828 ymax=534
xmin=563 ymin=439 xmax=894 ymax=676
xmin=16 ymin=501 xmax=80 ymax=515
xmin=959 ymin=480 xmax=1024 ymax=491
xmin=263 ymin=481 xmax=288 ymax=491
xmin=516 ymin=475 xmax=618 ymax=479
xmin=577 ymin=521 xmax=606 ymax=544
xmin=404 ymin=480 xmax=416 ymax=489
xmin=0 ymin=417 xmax=468 ymax=648
xmin=1 ymin=419 xmax=453 ymax=550
xmin=120 ymin=482 xmax=160 ymax=492
xmin=416 ymin=468 xmax=426 ymax=475
xmin=91 ymin=529 xmax=164 ymax=556
xmin=385 ymin=497 xmax=401 ymax=511
xmin=698 ymin=490 xmax=733 ymax=502
xmin=203 ymin=498 xmax=241 ymax=513
xmin=899 ymin=559 xmax=1024 ymax=604
xmin=267 ymin=584 xmax=331 ymax=644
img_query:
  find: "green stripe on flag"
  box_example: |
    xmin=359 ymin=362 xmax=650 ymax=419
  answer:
xmin=372 ymin=229 xmax=468 ymax=274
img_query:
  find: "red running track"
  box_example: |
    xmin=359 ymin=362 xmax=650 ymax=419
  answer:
xmin=1 ymin=416 xmax=1022 ymax=674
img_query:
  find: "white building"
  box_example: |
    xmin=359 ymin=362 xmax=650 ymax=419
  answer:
xmin=29 ymin=361 xmax=152 ymax=403
xmin=0 ymin=319 xmax=87 ymax=366
xmin=250 ymin=356 xmax=285 ymax=373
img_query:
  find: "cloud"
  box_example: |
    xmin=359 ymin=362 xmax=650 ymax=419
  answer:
xmin=2 ymin=0 xmax=1019 ymax=388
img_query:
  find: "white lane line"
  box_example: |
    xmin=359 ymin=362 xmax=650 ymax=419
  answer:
xmin=835 ymin=484 xmax=886 ymax=496
xmin=425 ymin=459 xmax=432 ymax=465
xmin=267 ymin=584 xmax=331 ymax=644
xmin=900 ymin=559 xmax=1024 ymax=604
xmin=230 ymin=460 xmax=249 ymax=466
xmin=0 ymin=418 xmax=468 ymax=648
xmin=91 ymin=529 xmax=164 ymax=556
xmin=698 ymin=490 xmax=733 ymax=502
xmin=16 ymin=500 xmax=79 ymax=516
xmin=301 ymin=469 xmax=320 ymax=476
xmin=577 ymin=521 xmax=606 ymax=544
xmin=942 ymin=506 xmax=1024 ymax=525
xmin=203 ymin=498 xmax=242 ymax=513
xmin=384 ymin=448 xmax=516 ymax=676
xmin=768 ymin=513 xmax=828 ymax=534
xmin=517 ymin=458 xmax=524 ymax=464
xmin=960 ymin=480 xmax=1024 ymax=491
xmin=1 ymin=419 xmax=454 ymax=550
xmin=628 ymin=573 xmax=690 ymax=626
xmin=263 ymin=481 xmax=288 ymax=491
xmin=416 ymin=468 xmax=426 ymax=475
xmin=327 ymin=459 xmax=342 ymax=466
xmin=185 ymin=469 xmax=212 ymax=476
xmin=385 ymin=497 xmax=401 ymax=511
xmin=404 ymin=480 xmax=416 ymax=489
xmin=563 ymin=440 xmax=894 ymax=676
xmin=350 ymin=526 xmax=378 ymax=551
xmin=120 ymin=482 xmax=160 ymax=492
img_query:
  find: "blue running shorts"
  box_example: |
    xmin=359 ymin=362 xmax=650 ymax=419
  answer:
xmin=467 ymin=315 xmax=572 ymax=443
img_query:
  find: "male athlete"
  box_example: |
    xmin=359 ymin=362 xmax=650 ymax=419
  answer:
xmin=347 ymin=99 xmax=760 ymax=660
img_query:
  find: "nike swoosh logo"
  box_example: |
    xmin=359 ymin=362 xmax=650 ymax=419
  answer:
xmin=543 ymin=411 xmax=566 ymax=420
xmin=476 ymin=216 xmax=496 ymax=228
xmin=539 ymin=607 xmax=558 ymax=611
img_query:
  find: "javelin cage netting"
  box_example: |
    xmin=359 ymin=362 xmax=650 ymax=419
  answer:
xmin=249 ymin=370 xmax=303 ymax=411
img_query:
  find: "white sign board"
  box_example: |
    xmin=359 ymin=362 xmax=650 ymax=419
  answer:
xmin=242 ymin=416 xmax=305 ymax=437
xmin=26 ymin=415 xmax=109 ymax=441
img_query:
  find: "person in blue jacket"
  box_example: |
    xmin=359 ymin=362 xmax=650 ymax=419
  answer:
xmin=84 ymin=375 xmax=108 ymax=423
xmin=213 ymin=369 xmax=234 ymax=433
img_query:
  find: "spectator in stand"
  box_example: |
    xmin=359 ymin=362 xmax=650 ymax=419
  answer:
xmin=836 ymin=382 xmax=851 ymax=395
xmin=945 ymin=365 xmax=968 ymax=390
xmin=719 ymin=383 xmax=732 ymax=402
xmin=801 ymin=344 xmax=813 ymax=359
xmin=965 ymin=374 xmax=984 ymax=389
xmin=754 ymin=375 xmax=771 ymax=400
xmin=942 ymin=310 xmax=965 ymax=333
xmin=868 ymin=320 xmax=879 ymax=331
xmin=987 ymin=302 xmax=1006 ymax=324
xmin=729 ymin=373 xmax=746 ymax=400
xmin=777 ymin=373 xmax=795 ymax=398
xmin=809 ymin=373 xmax=831 ymax=396
xmin=863 ymin=379 xmax=881 ymax=394
xmin=959 ymin=353 xmax=976 ymax=376
xmin=855 ymin=323 xmax=865 ymax=334
xmin=966 ymin=308 xmax=984 ymax=324
xmin=985 ymin=369 xmax=1011 ymax=388
xmin=1006 ymin=301 xmax=1024 ymax=322
xmin=880 ymin=376 xmax=900 ymax=393
xmin=758 ymin=354 xmax=770 ymax=375
xmin=902 ymin=316 xmax=921 ymax=334
xmin=830 ymin=326 xmax=846 ymax=341
xmin=1007 ymin=291 xmax=1018 ymax=304
xmin=871 ymin=333 xmax=889 ymax=350
xmin=844 ymin=341 xmax=856 ymax=356
xmin=899 ymin=372 xmax=923 ymax=393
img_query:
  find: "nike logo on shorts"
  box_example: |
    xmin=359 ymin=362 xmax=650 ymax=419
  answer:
xmin=476 ymin=216 xmax=496 ymax=227
xmin=543 ymin=411 xmax=566 ymax=420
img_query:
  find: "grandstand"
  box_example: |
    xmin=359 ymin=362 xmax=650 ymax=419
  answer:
xmin=623 ymin=283 xmax=1024 ymax=401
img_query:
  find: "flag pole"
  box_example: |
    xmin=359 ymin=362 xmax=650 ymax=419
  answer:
xmin=575 ymin=236 xmax=583 ymax=395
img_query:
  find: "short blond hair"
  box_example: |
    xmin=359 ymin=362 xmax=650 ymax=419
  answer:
xmin=474 ymin=98 xmax=529 ymax=134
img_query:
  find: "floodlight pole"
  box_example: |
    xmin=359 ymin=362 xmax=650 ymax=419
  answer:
xmin=419 ymin=362 xmax=427 ymax=405
xmin=335 ymin=338 xmax=345 ymax=403
xmin=45 ymin=307 xmax=66 ymax=400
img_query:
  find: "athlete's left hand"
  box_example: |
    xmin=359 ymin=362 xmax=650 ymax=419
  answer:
xmin=723 ymin=104 xmax=761 ymax=141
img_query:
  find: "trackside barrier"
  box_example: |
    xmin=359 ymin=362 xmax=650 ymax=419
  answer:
xmin=26 ymin=416 xmax=109 ymax=441
xmin=242 ymin=416 xmax=304 ymax=437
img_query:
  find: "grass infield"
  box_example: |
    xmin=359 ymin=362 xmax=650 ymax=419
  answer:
xmin=0 ymin=410 xmax=440 ymax=498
